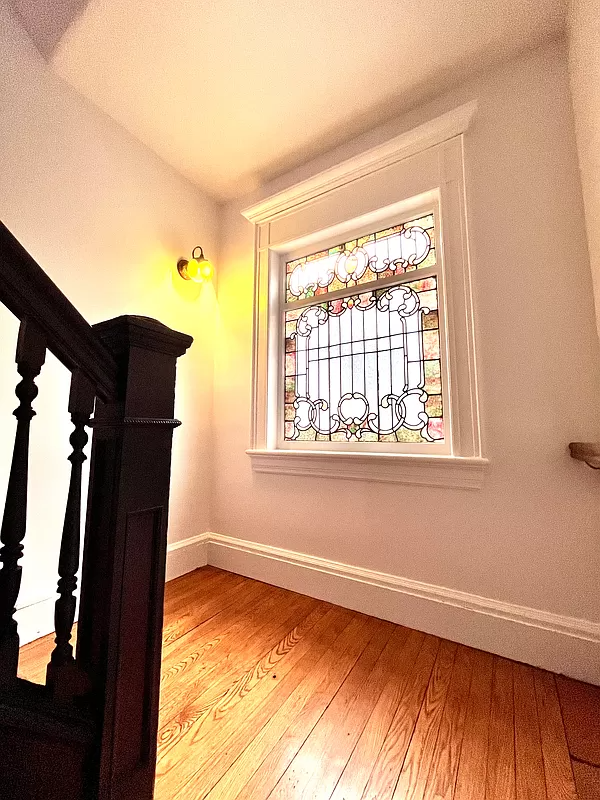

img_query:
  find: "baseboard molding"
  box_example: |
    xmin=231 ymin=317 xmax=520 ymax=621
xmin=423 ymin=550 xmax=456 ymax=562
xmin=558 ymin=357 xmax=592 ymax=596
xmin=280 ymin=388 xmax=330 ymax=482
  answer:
xmin=199 ymin=531 xmax=600 ymax=685
xmin=16 ymin=538 xmax=208 ymax=648
xmin=19 ymin=533 xmax=599 ymax=685
xmin=15 ymin=597 xmax=56 ymax=646
xmin=166 ymin=532 xmax=208 ymax=581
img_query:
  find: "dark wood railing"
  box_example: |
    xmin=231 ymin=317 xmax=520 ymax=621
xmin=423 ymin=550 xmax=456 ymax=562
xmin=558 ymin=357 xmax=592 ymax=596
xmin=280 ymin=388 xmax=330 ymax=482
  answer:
xmin=0 ymin=221 xmax=192 ymax=800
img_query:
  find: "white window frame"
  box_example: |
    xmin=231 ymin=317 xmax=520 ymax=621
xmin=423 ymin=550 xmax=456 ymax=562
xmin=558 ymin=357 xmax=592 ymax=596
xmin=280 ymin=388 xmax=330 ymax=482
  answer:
xmin=277 ymin=197 xmax=449 ymax=455
xmin=243 ymin=102 xmax=487 ymax=489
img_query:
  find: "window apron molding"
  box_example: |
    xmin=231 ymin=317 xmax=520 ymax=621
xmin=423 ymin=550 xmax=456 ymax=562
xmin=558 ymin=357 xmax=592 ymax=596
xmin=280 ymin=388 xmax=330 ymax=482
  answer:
xmin=246 ymin=449 xmax=487 ymax=489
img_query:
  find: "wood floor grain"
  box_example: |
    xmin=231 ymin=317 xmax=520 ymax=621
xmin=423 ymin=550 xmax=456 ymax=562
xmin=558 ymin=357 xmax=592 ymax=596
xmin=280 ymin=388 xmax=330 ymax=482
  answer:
xmin=556 ymin=676 xmax=600 ymax=767
xmin=18 ymin=566 xmax=599 ymax=799
xmin=572 ymin=761 xmax=600 ymax=800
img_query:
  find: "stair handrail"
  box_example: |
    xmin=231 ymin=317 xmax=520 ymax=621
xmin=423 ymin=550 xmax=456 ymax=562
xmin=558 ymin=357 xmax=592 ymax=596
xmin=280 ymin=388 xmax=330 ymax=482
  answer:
xmin=0 ymin=221 xmax=118 ymax=401
xmin=0 ymin=221 xmax=193 ymax=800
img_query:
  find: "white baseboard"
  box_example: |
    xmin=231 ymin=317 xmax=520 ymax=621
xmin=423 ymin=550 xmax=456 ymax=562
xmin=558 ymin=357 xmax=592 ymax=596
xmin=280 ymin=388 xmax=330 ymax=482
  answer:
xmin=15 ymin=537 xmax=209 ymax=648
xmin=166 ymin=533 xmax=208 ymax=581
xmin=198 ymin=531 xmax=600 ymax=686
xmin=15 ymin=597 xmax=56 ymax=646
xmin=19 ymin=533 xmax=600 ymax=686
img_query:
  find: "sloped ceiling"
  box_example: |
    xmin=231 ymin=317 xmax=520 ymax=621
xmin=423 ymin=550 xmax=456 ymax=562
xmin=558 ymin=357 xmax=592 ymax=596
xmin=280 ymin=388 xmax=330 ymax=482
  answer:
xmin=12 ymin=0 xmax=567 ymax=200
xmin=10 ymin=0 xmax=88 ymax=58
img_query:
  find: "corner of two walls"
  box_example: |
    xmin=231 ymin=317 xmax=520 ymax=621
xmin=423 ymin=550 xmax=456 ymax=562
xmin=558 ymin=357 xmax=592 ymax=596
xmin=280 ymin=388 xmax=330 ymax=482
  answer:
xmin=196 ymin=39 xmax=600 ymax=686
xmin=0 ymin=1 xmax=219 ymax=643
xmin=568 ymin=0 xmax=600 ymax=342
xmin=3 ymin=3 xmax=600 ymax=687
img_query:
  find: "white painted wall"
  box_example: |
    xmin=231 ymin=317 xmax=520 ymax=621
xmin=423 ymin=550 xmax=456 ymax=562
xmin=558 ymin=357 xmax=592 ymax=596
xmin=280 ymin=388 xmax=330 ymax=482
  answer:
xmin=2 ymin=0 xmax=599 ymax=680
xmin=0 ymin=1 xmax=218 ymax=639
xmin=568 ymin=0 xmax=600 ymax=340
xmin=214 ymin=41 xmax=600 ymax=636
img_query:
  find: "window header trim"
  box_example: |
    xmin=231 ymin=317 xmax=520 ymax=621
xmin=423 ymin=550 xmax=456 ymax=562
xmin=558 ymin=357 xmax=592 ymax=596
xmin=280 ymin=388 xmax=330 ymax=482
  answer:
xmin=241 ymin=101 xmax=477 ymax=225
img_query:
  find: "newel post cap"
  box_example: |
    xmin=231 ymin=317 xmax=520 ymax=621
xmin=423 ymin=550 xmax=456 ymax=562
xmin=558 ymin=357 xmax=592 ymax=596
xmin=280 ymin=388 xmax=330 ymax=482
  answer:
xmin=93 ymin=315 xmax=193 ymax=359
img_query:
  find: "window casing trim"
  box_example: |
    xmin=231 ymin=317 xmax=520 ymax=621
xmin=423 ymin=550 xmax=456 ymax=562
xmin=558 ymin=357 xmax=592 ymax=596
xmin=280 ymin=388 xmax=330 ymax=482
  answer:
xmin=246 ymin=104 xmax=484 ymax=487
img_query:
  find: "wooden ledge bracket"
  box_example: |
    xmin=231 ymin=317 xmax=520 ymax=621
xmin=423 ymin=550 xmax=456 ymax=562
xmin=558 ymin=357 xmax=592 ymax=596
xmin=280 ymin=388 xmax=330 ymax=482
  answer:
xmin=569 ymin=442 xmax=600 ymax=469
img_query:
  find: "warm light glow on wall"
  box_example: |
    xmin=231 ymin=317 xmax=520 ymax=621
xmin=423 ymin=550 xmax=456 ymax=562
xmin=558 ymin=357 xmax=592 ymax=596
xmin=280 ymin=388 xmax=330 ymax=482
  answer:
xmin=177 ymin=246 xmax=214 ymax=284
xmin=130 ymin=246 xmax=219 ymax=316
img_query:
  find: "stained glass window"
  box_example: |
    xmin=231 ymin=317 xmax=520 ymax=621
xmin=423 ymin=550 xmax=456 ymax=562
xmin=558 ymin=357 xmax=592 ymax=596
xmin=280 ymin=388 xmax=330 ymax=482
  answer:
xmin=286 ymin=213 xmax=435 ymax=303
xmin=283 ymin=214 xmax=444 ymax=445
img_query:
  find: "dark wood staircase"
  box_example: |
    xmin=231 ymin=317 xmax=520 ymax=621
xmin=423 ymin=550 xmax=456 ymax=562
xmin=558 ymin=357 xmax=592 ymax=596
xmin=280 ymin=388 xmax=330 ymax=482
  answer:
xmin=0 ymin=221 xmax=192 ymax=799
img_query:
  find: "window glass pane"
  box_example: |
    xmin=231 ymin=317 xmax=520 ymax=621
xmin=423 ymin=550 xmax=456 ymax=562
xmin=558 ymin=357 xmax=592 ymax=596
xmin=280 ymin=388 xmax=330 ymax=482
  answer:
xmin=284 ymin=276 xmax=444 ymax=443
xmin=286 ymin=213 xmax=436 ymax=303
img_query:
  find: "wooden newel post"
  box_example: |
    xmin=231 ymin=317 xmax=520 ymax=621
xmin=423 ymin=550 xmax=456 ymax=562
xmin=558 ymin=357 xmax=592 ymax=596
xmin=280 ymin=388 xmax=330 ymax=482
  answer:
xmin=76 ymin=316 xmax=192 ymax=800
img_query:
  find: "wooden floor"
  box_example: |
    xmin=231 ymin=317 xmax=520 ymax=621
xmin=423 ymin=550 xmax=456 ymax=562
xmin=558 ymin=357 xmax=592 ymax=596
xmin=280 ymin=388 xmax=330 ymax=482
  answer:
xmin=19 ymin=567 xmax=600 ymax=799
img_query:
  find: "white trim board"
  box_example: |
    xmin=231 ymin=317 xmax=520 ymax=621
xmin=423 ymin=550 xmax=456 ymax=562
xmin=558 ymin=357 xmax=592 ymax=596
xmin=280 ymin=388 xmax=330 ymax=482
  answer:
xmin=247 ymin=450 xmax=488 ymax=489
xmin=22 ymin=533 xmax=599 ymax=685
xmin=242 ymin=101 xmax=478 ymax=224
xmin=15 ymin=538 xmax=208 ymax=648
xmin=166 ymin=532 xmax=208 ymax=581
xmin=171 ymin=531 xmax=600 ymax=685
xmin=16 ymin=597 xmax=56 ymax=646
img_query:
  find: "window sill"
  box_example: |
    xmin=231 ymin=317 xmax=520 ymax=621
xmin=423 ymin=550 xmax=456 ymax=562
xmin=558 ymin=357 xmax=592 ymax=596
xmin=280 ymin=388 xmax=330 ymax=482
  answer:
xmin=247 ymin=449 xmax=488 ymax=489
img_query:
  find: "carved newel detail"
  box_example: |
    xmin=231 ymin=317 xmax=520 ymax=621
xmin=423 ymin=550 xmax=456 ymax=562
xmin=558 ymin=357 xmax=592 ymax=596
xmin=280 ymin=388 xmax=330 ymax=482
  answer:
xmin=0 ymin=319 xmax=46 ymax=684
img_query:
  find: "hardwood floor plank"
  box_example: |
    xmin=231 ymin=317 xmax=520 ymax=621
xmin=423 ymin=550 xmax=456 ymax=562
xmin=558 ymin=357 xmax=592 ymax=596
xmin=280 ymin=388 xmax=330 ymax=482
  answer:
xmin=391 ymin=639 xmax=458 ymax=800
xmin=172 ymin=605 xmax=351 ymax=800
xmin=161 ymin=575 xmax=273 ymax=661
xmin=266 ymin=618 xmax=394 ymax=799
xmin=513 ymin=662 xmax=547 ymax=800
xmin=163 ymin=566 xmax=236 ymax=615
xmin=162 ymin=565 xmax=218 ymax=603
xmin=159 ymin=584 xmax=315 ymax=725
xmin=534 ymin=670 xmax=578 ymax=800
xmin=162 ymin=571 xmax=251 ymax=647
xmin=156 ymin=601 xmax=341 ymax=799
xmin=453 ymin=649 xmax=493 ymax=800
xmin=422 ymin=644 xmax=473 ymax=800
xmin=231 ymin=614 xmax=380 ymax=800
xmin=329 ymin=628 xmax=425 ymax=800
xmin=200 ymin=607 xmax=360 ymax=800
xmin=556 ymin=675 xmax=600 ymax=767
xmin=161 ymin=577 xmax=273 ymax=673
xmin=18 ymin=625 xmax=79 ymax=685
xmin=572 ymin=760 xmax=600 ymax=800
xmin=157 ymin=591 xmax=321 ymax=771
xmin=18 ymin=631 xmax=55 ymax=684
xmin=485 ymin=657 xmax=516 ymax=800
xmin=159 ymin=578 xmax=276 ymax=703
xmin=305 ymin=625 xmax=411 ymax=800
xmin=19 ymin=567 xmax=600 ymax=800
xmin=361 ymin=634 xmax=440 ymax=800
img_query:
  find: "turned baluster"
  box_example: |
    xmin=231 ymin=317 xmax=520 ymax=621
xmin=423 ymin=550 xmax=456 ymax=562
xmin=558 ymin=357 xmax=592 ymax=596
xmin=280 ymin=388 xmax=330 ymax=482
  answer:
xmin=46 ymin=371 xmax=95 ymax=699
xmin=0 ymin=319 xmax=46 ymax=684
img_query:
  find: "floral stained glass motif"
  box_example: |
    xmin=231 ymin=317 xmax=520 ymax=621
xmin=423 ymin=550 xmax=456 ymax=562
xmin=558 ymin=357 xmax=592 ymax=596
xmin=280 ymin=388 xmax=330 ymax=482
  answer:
xmin=284 ymin=277 xmax=444 ymax=443
xmin=286 ymin=213 xmax=436 ymax=303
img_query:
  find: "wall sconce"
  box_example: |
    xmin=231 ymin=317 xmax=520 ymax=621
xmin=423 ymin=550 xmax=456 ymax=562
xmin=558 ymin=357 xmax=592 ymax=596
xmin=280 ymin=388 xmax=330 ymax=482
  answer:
xmin=177 ymin=246 xmax=214 ymax=283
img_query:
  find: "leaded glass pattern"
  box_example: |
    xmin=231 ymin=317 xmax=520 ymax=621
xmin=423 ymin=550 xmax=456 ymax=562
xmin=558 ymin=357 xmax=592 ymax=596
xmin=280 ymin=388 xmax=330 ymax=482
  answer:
xmin=285 ymin=213 xmax=435 ymax=303
xmin=284 ymin=276 xmax=444 ymax=443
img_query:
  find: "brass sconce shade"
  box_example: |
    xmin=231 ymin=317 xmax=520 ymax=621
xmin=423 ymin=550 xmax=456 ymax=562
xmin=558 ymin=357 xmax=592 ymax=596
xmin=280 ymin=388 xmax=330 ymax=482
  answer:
xmin=177 ymin=246 xmax=214 ymax=283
